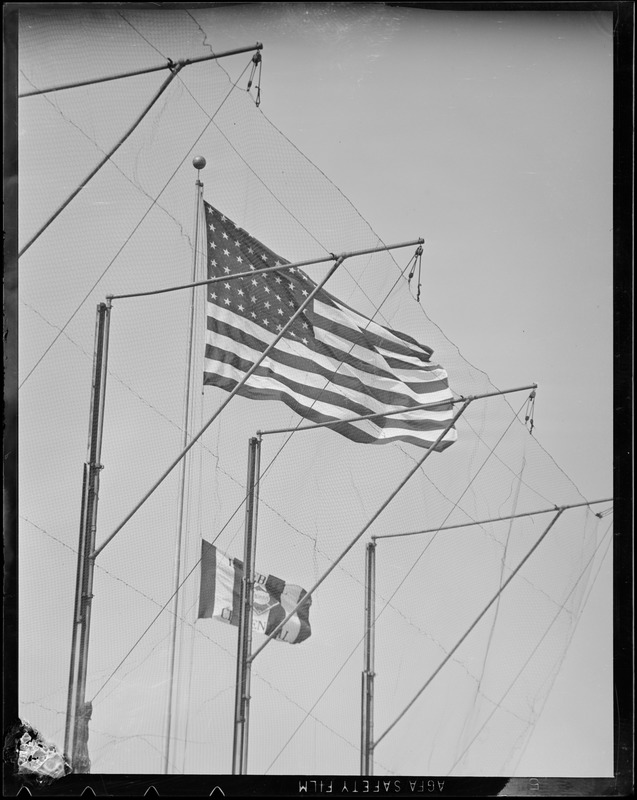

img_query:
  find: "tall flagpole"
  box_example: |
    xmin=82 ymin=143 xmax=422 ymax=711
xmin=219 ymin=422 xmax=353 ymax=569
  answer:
xmin=162 ymin=156 xmax=206 ymax=774
xmin=64 ymin=300 xmax=112 ymax=771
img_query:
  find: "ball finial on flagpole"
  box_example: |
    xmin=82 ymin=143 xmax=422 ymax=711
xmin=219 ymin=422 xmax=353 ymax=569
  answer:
xmin=193 ymin=155 xmax=206 ymax=170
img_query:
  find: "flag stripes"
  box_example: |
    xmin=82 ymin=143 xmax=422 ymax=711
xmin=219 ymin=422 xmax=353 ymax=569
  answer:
xmin=202 ymin=202 xmax=457 ymax=450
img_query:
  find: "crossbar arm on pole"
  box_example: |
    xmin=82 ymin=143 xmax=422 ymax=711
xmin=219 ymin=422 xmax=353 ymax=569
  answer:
xmin=258 ymin=384 xmax=538 ymax=437
xmin=248 ymin=382 xmax=540 ymax=664
xmin=89 ymin=256 xmax=346 ymax=560
xmin=18 ymin=44 xmax=264 ymax=98
xmin=372 ymin=508 xmax=566 ymax=751
xmin=373 ymin=497 xmax=614 ymax=540
xmin=106 ymin=238 xmax=425 ymax=301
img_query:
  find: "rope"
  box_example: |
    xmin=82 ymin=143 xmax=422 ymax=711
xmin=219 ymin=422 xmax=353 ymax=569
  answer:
xmin=407 ymin=244 xmax=424 ymax=302
xmin=247 ymin=50 xmax=262 ymax=106
xmin=445 ymin=517 xmax=613 ymax=774
xmin=18 ymin=58 xmax=253 ymax=390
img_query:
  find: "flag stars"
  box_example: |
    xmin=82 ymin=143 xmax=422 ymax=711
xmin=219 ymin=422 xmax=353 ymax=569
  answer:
xmin=224 ymin=282 xmax=231 ymax=290
xmin=223 ymin=248 xmax=230 ymax=257
xmin=237 ymin=288 xmax=245 ymax=297
xmin=236 ymin=256 xmax=243 ymax=264
xmin=209 ymin=292 xmax=217 ymax=301
xmin=264 ymin=301 xmax=271 ymax=309
xmin=223 ymin=297 xmax=231 ymax=306
xmin=223 ymin=265 xmax=231 ymax=274
xmin=222 ymin=231 xmax=229 ymax=240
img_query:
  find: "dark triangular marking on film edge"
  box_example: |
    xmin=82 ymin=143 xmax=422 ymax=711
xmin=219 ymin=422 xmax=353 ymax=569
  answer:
xmin=81 ymin=788 xmax=96 ymax=796
xmin=144 ymin=787 xmax=160 ymax=797
xmin=209 ymin=788 xmax=226 ymax=797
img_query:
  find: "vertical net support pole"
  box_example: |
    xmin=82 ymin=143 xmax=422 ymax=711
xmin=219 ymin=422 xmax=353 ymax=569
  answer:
xmin=64 ymin=300 xmax=111 ymax=772
xmin=232 ymin=436 xmax=261 ymax=774
xmin=241 ymin=434 xmax=262 ymax=774
xmin=361 ymin=540 xmax=376 ymax=776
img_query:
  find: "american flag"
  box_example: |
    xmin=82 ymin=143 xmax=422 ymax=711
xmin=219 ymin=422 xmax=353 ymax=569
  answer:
xmin=202 ymin=202 xmax=457 ymax=450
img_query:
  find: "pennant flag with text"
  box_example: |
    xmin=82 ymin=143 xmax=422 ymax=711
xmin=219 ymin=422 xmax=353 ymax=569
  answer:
xmin=198 ymin=540 xmax=312 ymax=645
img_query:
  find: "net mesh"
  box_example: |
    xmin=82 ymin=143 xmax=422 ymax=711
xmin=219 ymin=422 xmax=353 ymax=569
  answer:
xmin=17 ymin=6 xmax=612 ymax=778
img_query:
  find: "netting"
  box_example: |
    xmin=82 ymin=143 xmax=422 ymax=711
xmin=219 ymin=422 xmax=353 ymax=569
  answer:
xmin=17 ymin=5 xmax=613 ymax=778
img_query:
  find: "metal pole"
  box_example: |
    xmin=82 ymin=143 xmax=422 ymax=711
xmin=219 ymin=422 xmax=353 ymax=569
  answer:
xmin=107 ymin=237 xmax=426 ymax=301
xmin=373 ymin=497 xmax=614 ymax=540
xmin=372 ymin=509 xmax=566 ymax=750
xmin=249 ymin=399 xmax=473 ymax=664
xmin=233 ymin=436 xmax=260 ymax=774
xmin=19 ymin=66 xmax=184 ymax=258
xmin=64 ymin=300 xmax=111 ymax=771
xmin=19 ymin=44 xmax=264 ymax=98
xmin=91 ymin=255 xmax=347 ymax=560
xmin=242 ymin=435 xmax=262 ymax=774
xmin=258 ymin=384 xmax=538 ymax=438
xmin=162 ymin=158 xmax=205 ymax=774
xmin=361 ymin=541 xmax=376 ymax=776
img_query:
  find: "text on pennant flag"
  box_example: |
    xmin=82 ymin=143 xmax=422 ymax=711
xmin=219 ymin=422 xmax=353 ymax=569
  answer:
xmin=198 ymin=540 xmax=312 ymax=645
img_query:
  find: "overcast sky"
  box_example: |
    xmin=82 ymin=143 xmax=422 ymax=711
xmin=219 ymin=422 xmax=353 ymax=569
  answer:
xmin=14 ymin=2 xmax=619 ymax=784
